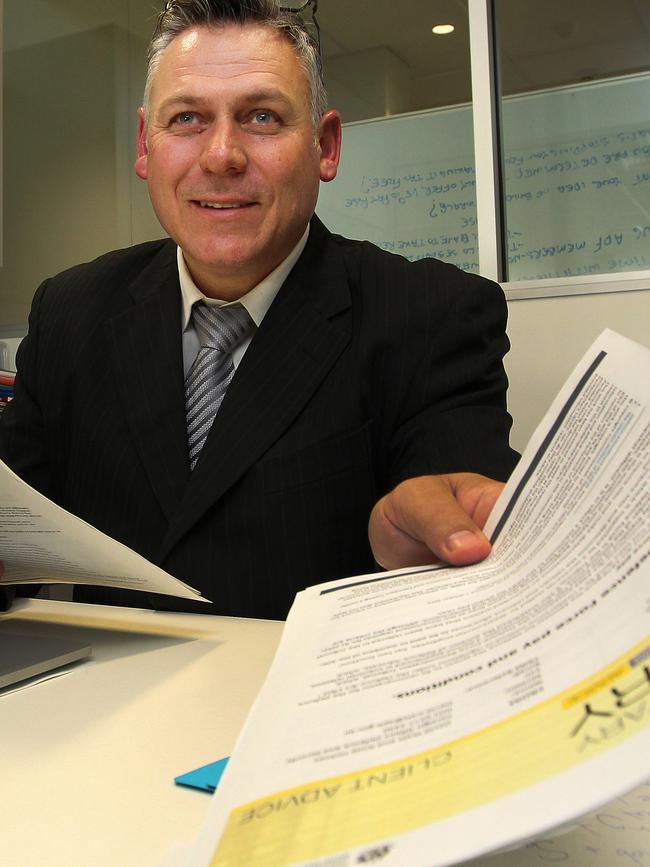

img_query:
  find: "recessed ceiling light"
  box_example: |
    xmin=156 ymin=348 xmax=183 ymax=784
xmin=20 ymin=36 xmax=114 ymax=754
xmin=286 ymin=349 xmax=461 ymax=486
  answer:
xmin=432 ymin=23 xmax=455 ymax=35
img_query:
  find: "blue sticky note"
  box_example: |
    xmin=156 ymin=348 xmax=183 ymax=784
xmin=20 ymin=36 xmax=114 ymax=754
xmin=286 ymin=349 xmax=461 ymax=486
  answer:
xmin=175 ymin=756 xmax=230 ymax=793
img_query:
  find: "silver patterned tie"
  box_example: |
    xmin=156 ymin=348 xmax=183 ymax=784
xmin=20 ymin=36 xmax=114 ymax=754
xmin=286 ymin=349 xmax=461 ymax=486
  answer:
xmin=185 ymin=301 xmax=254 ymax=470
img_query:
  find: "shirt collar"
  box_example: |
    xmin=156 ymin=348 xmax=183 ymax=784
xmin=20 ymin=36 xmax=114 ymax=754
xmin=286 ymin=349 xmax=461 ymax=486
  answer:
xmin=178 ymin=225 xmax=310 ymax=331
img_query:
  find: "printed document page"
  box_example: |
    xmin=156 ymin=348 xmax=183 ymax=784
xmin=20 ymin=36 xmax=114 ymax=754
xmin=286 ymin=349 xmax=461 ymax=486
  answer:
xmin=190 ymin=330 xmax=650 ymax=866
xmin=0 ymin=460 xmax=206 ymax=601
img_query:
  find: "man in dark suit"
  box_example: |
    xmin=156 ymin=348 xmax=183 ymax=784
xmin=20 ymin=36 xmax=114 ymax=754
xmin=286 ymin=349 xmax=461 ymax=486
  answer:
xmin=0 ymin=0 xmax=518 ymax=620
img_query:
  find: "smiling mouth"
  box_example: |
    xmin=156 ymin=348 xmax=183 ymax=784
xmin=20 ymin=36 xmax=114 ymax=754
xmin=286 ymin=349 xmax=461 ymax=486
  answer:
xmin=196 ymin=201 xmax=254 ymax=210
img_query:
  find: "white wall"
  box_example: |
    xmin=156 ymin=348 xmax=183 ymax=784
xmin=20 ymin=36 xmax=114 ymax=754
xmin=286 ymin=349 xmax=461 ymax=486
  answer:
xmin=505 ymin=287 xmax=650 ymax=453
xmin=1 ymin=25 xmax=130 ymax=326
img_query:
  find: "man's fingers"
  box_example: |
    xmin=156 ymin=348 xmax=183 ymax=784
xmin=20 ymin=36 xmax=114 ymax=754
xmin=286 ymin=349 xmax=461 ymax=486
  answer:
xmin=368 ymin=474 xmax=504 ymax=570
xmin=368 ymin=498 xmax=442 ymax=569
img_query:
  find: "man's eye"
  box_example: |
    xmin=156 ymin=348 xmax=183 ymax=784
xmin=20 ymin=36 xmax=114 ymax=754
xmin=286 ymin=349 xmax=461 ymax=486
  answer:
xmin=252 ymin=110 xmax=277 ymax=125
xmin=173 ymin=111 xmax=199 ymax=126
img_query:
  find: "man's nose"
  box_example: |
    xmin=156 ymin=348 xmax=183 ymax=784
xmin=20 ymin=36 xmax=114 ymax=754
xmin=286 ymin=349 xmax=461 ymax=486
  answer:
xmin=199 ymin=121 xmax=247 ymax=174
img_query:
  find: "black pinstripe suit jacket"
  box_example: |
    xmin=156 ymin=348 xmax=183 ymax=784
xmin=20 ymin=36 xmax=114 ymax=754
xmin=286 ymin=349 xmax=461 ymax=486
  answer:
xmin=0 ymin=216 xmax=518 ymax=619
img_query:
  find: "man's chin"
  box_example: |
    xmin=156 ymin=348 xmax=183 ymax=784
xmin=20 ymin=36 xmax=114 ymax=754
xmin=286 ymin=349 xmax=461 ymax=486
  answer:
xmin=181 ymin=244 xmax=273 ymax=299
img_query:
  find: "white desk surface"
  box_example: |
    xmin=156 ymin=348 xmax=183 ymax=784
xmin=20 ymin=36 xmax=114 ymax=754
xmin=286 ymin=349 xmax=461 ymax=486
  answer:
xmin=1 ymin=598 xmax=283 ymax=867
xmin=2 ymin=599 xmax=649 ymax=867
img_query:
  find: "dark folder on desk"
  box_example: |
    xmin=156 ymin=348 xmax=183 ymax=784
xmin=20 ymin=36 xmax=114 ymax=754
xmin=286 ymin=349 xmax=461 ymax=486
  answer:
xmin=0 ymin=630 xmax=91 ymax=689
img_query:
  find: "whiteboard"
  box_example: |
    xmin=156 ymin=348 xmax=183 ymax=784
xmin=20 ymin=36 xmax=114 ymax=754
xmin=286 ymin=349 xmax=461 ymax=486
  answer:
xmin=317 ymin=74 xmax=650 ymax=280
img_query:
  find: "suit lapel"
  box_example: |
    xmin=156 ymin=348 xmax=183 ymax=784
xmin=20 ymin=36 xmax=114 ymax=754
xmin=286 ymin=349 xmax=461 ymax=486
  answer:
xmin=105 ymin=241 xmax=191 ymax=521
xmin=158 ymin=219 xmax=352 ymax=560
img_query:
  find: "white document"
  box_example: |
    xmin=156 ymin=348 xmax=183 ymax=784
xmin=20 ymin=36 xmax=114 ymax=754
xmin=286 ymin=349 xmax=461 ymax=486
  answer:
xmin=190 ymin=329 xmax=650 ymax=866
xmin=0 ymin=460 xmax=207 ymax=601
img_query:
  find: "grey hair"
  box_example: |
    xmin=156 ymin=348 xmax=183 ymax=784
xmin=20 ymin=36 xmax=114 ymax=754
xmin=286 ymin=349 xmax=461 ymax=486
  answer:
xmin=143 ymin=0 xmax=327 ymax=129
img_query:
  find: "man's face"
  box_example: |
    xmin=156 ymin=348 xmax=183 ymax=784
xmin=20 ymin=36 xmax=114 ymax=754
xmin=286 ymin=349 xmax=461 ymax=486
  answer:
xmin=135 ymin=24 xmax=341 ymax=299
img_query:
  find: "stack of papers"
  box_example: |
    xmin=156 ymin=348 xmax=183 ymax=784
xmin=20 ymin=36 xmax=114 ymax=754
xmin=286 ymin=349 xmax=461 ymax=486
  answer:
xmin=188 ymin=330 xmax=650 ymax=866
xmin=0 ymin=462 xmax=207 ymax=602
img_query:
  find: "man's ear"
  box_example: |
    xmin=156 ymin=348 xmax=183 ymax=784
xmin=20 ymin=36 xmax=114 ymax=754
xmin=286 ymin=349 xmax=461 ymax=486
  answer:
xmin=134 ymin=107 xmax=149 ymax=180
xmin=318 ymin=110 xmax=342 ymax=183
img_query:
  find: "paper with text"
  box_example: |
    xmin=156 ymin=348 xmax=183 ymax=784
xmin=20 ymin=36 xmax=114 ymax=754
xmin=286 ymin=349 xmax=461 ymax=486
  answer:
xmin=0 ymin=460 xmax=206 ymax=601
xmin=190 ymin=329 xmax=650 ymax=866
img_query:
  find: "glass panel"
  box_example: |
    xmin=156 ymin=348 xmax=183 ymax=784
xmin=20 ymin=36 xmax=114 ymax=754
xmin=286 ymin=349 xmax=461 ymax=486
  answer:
xmin=498 ymin=0 xmax=650 ymax=281
xmin=317 ymin=0 xmax=479 ymax=271
xmin=317 ymin=107 xmax=478 ymax=271
xmin=320 ymin=0 xmax=472 ymax=122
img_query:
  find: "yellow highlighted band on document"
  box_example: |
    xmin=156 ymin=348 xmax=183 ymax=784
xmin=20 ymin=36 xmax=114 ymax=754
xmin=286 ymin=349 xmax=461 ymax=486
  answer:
xmin=211 ymin=638 xmax=650 ymax=867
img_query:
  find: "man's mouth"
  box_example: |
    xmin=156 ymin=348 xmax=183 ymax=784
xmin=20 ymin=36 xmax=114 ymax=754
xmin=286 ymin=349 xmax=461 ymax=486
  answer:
xmin=196 ymin=201 xmax=255 ymax=210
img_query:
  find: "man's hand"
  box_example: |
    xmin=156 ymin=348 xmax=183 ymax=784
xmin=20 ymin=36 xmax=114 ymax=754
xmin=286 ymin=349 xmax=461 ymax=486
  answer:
xmin=368 ymin=473 xmax=504 ymax=570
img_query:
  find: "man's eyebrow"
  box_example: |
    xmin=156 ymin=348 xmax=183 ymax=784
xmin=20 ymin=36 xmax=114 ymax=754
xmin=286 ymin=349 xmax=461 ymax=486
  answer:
xmin=155 ymin=88 xmax=293 ymax=117
xmin=155 ymin=94 xmax=210 ymax=116
xmin=238 ymin=88 xmax=293 ymax=106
